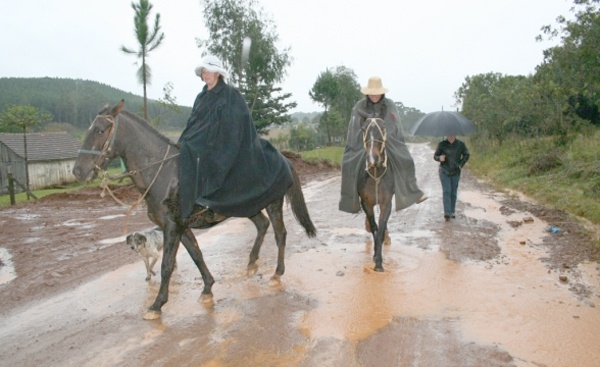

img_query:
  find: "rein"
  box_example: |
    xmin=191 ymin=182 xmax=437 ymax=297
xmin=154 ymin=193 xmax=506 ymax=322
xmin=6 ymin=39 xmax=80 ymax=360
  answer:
xmin=99 ymin=145 xmax=173 ymax=234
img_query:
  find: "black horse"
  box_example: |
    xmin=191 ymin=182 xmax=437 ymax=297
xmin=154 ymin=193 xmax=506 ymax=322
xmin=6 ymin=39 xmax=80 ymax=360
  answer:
xmin=357 ymin=117 xmax=394 ymax=272
xmin=72 ymin=100 xmax=316 ymax=319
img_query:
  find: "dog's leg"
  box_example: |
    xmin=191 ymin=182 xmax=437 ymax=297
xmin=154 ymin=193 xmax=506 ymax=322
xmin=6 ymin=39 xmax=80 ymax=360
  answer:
xmin=143 ymin=257 xmax=152 ymax=281
xmin=148 ymin=256 xmax=158 ymax=277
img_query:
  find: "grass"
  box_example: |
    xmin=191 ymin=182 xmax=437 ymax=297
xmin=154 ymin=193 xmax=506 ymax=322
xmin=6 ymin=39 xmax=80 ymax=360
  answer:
xmin=299 ymin=146 xmax=344 ymax=166
xmin=467 ymin=129 xmax=600 ymax=227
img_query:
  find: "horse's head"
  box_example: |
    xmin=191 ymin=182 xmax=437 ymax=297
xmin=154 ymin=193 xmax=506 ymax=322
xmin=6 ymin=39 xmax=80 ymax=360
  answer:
xmin=72 ymin=100 xmax=125 ymax=182
xmin=362 ymin=117 xmax=388 ymax=173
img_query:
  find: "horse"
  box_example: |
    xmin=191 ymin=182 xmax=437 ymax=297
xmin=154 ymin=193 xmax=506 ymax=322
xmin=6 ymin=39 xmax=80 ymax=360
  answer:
xmin=72 ymin=100 xmax=316 ymax=320
xmin=357 ymin=117 xmax=394 ymax=272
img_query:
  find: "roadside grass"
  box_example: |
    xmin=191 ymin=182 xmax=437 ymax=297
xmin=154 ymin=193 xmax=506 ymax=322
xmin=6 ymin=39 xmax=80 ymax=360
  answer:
xmin=467 ymin=128 xmax=600 ymax=229
xmin=299 ymin=146 xmax=344 ymax=166
xmin=0 ymin=167 xmax=131 ymax=208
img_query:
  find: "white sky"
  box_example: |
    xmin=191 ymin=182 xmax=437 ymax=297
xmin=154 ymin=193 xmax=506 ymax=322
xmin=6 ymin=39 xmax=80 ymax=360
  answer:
xmin=0 ymin=0 xmax=573 ymax=114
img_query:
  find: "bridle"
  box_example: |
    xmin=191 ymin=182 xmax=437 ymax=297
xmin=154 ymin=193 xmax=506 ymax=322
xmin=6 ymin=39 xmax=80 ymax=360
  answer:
xmin=77 ymin=114 xmax=120 ymax=172
xmin=362 ymin=117 xmax=388 ymax=181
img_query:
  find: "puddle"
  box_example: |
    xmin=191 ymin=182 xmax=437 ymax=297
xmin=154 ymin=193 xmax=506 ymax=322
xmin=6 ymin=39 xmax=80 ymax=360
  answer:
xmin=0 ymin=247 xmax=16 ymax=285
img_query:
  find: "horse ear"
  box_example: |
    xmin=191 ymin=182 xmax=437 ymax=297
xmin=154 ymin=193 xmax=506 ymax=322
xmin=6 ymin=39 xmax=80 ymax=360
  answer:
xmin=111 ymin=99 xmax=125 ymax=117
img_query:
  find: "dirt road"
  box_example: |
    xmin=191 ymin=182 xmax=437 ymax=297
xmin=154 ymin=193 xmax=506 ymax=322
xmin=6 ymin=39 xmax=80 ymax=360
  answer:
xmin=1 ymin=143 xmax=599 ymax=367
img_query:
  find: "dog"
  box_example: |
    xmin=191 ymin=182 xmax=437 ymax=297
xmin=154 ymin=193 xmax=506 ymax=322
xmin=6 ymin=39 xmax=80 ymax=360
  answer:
xmin=126 ymin=227 xmax=164 ymax=281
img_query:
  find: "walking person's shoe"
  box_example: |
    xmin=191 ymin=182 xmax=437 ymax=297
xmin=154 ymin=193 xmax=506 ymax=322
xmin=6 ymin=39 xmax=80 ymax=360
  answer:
xmin=451 ymin=213 xmax=456 ymax=219
xmin=444 ymin=214 xmax=450 ymax=221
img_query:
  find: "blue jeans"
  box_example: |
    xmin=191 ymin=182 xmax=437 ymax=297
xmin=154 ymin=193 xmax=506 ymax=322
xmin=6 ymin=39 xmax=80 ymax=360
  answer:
xmin=439 ymin=170 xmax=461 ymax=216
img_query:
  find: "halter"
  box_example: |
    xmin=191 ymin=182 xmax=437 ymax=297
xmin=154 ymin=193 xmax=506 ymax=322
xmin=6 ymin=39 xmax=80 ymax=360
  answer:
xmin=362 ymin=117 xmax=388 ymax=181
xmin=78 ymin=114 xmax=119 ymax=171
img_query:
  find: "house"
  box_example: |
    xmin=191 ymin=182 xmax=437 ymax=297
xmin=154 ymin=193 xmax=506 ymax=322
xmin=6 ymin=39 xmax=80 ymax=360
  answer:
xmin=0 ymin=132 xmax=81 ymax=194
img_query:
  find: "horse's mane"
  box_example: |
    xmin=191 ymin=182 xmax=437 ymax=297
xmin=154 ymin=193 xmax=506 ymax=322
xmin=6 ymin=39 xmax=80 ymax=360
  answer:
xmin=98 ymin=106 xmax=178 ymax=148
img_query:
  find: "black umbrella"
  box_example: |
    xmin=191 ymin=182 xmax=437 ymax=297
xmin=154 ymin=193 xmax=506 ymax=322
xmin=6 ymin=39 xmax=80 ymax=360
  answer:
xmin=410 ymin=111 xmax=476 ymax=136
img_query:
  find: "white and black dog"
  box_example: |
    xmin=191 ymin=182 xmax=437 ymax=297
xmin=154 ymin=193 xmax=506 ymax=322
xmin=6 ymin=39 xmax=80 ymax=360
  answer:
xmin=126 ymin=227 xmax=164 ymax=281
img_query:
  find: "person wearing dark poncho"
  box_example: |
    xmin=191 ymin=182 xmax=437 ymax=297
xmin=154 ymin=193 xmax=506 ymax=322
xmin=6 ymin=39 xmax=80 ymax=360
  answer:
xmin=339 ymin=76 xmax=428 ymax=213
xmin=177 ymin=55 xmax=293 ymax=218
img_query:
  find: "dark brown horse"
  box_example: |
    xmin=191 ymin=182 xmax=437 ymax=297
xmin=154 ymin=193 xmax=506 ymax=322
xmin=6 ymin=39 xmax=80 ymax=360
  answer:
xmin=357 ymin=117 xmax=394 ymax=272
xmin=72 ymin=100 xmax=316 ymax=319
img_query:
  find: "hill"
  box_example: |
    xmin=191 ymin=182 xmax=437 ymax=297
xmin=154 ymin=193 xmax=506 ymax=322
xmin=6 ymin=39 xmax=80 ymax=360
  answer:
xmin=0 ymin=77 xmax=191 ymax=130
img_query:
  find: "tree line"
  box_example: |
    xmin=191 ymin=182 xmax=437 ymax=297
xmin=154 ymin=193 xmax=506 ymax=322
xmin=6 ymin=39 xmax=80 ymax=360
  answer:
xmin=455 ymin=0 xmax=600 ymax=148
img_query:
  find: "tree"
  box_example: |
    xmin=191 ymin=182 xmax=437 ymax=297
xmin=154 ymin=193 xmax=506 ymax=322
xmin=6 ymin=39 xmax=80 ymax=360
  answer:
xmin=289 ymin=122 xmax=318 ymax=151
xmin=309 ymin=66 xmax=361 ymax=145
xmin=537 ymin=0 xmax=600 ymax=127
xmin=197 ymin=0 xmax=296 ymax=134
xmin=0 ymin=105 xmax=52 ymax=198
xmin=121 ymin=0 xmax=165 ymax=121
xmin=150 ymin=82 xmax=182 ymax=128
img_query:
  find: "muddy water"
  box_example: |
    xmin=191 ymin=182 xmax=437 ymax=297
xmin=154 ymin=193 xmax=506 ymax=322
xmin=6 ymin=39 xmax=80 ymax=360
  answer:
xmin=1 ymin=143 xmax=599 ymax=367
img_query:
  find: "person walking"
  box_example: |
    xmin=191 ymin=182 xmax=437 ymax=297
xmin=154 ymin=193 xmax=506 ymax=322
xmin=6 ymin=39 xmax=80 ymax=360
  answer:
xmin=433 ymin=135 xmax=470 ymax=221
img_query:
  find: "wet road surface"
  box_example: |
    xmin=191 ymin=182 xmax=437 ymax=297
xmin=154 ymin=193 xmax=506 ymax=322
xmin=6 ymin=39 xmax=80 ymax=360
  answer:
xmin=1 ymin=143 xmax=599 ymax=367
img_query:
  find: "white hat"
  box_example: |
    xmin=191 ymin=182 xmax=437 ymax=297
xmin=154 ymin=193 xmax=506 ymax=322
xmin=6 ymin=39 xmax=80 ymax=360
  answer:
xmin=360 ymin=76 xmax=389 ymax=95
xmin=194 ymin=55 xmax=229 ymax=80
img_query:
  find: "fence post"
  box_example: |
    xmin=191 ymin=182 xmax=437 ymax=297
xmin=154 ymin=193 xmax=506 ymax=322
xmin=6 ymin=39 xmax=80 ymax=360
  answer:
xmin=8 ymin=172 xmax=15 ymax=205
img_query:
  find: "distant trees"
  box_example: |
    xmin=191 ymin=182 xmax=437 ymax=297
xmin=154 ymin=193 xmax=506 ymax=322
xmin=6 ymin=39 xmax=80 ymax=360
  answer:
xmin=197 ymin=0 xmax=296 ymax=134
xmin=0 ymin=78 xmax=190 ymax=130
xmin=309 ymin=66 xmax=362 ymax=145
xmin=121 ymin=0 xmax=165 ymax=121
xmin=394 ymin=101 xmax=425 ymax=133
xmin=0 ymin=105 xmax=52 ymax=196
xmin=455 ymin=0 xmax=600 ymax=147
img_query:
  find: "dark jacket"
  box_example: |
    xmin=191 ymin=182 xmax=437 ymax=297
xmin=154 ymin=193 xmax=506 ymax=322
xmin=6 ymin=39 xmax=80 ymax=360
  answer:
xmin=434 ymin=138 xmax=470 ymax=176
xmin=178 ymin=78 xmax=293 ymax=218
xmin=339 ymin=97 xmax=425 ymax=213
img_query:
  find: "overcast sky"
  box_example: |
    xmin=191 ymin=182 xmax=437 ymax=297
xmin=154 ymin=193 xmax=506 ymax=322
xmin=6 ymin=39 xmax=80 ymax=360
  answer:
xmin=0 ymin=0 xmax=573 ymax=115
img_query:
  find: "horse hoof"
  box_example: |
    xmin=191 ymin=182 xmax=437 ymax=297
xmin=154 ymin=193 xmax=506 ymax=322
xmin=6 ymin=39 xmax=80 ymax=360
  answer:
xmin=199 ymin=293 xmax=214 ymax=304
xmin=247 ymin=265 xmax=258 ymax=277
xmin=268 ymin=275 xmax=282 ymax=287
xmin=374 ymin=266 xmax=384 ymax=272
xmin=143 ymin=310 xmax=161 ymax=320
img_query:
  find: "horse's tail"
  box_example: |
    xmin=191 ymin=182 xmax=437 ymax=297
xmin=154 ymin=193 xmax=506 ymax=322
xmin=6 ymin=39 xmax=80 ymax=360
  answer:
xmin=286 ymin=161 xmax=317 ymax=238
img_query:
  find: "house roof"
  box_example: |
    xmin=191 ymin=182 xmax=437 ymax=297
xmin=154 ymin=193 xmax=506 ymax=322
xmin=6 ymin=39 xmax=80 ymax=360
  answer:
xmin=0 ymin=132 xmax=81 ymax=161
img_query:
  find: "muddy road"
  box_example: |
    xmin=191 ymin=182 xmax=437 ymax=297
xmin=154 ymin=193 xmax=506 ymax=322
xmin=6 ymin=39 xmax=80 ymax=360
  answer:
xmin=1 ymin=143 xmax=599 ymax=367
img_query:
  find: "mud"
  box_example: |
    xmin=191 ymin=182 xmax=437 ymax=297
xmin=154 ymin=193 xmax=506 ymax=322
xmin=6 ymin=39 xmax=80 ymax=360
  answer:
xmin=1 ymin=143 xmax=599 ymax=367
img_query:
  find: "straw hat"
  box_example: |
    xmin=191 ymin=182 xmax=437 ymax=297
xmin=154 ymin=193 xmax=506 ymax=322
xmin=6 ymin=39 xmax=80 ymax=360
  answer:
xmin=194 ymin=55 xmax=229 ymax=80
xmin=360 ymin=76 xmax=389 ymax=95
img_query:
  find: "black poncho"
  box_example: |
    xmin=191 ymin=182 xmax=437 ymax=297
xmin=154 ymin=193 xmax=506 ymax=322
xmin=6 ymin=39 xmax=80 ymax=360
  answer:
xmin=178 ymin=79 xmax=293 ymax=218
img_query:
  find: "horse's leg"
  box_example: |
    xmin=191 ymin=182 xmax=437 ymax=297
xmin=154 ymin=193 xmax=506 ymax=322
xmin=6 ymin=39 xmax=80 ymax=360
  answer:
xmin=265 ymin=198 xmax=286 ymax=286
xmin=145 ymin=221 xmax=181 ymax=320
xmin=178 ymin=228 xmax=215 ymax=304
xmin=247 ymin=211 xmax=270 ymax=277
xmin=373 ymin=201 xmax=392 ymax=272
xmin=360 ymin=198 xmax=379 ymax=263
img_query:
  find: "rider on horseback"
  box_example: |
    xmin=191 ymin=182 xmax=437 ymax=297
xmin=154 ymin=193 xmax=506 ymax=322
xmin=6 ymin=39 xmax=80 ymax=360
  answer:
xmin=339 ymin=76 xmax=427 ymax=213
xmin=178 ymin=55 xmax=293 ymax=219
